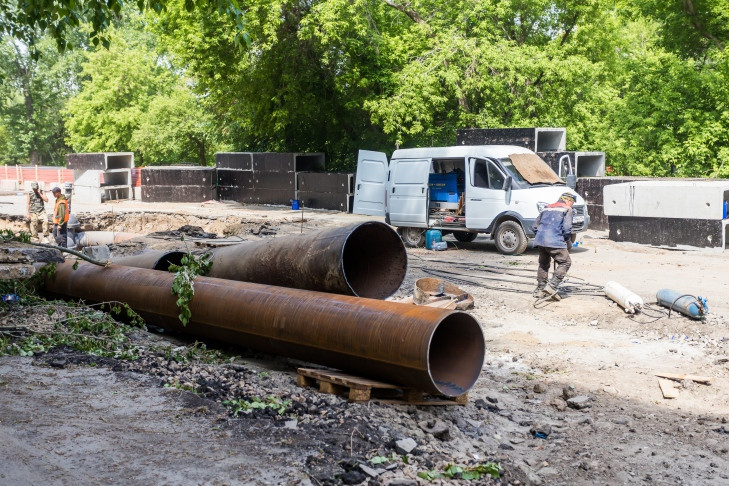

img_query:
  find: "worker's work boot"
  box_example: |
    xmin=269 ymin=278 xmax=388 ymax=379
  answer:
xmin=532 ymin=284 xmax=546 ymax=298
xmin=541 ymin=282 xmax=562 ymax=301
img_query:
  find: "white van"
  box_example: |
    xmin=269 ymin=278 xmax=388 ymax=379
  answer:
xmin=352 ymin=145 xmax=589 ymax=255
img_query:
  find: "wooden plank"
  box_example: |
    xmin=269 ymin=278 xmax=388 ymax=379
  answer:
xmin=658 ymin=378 xmax=680 ymax=399
xmin=655 ymin=372 xmax=714 ymax=385
xmin=296 ymin=368 xmax=466 ymax=405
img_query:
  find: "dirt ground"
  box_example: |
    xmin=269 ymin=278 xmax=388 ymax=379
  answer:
xmin=1 ymin=193 xmax=728 ymax=485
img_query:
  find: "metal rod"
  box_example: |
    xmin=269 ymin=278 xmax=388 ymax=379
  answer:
xmin=44 ymin=261 xmax=485 ymax=397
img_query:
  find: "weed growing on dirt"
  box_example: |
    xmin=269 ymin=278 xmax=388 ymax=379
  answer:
xmin=169 ymin=251 xmax=212 ymax=326
xmin=152 ymin=341 xmax=227 ymax=364
xmin=417 ymin=462 xmax=502 ymax=481
xmin=223 ymin=396 xmax=291 ymax=417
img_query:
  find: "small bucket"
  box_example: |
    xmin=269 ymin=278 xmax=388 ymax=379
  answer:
xmin=291 ymin=199 xmax=301 ymax=210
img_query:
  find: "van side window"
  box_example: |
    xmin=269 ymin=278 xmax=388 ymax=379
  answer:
xmin=472 ymin=160 xmax=489 ymax=188
xmin=487 ymin=161 xmax=505 ymax=189
xmin=472 ymin=159 xmax=506 ymax=189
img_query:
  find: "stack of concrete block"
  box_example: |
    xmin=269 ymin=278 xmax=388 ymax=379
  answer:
xmin=216 ymin=153 xmax=254 ymax=202
xmin=297 ymin=172 xmax=354 ymax=212
xmin=456 ymin=127 xmax=606 ymax=178
xmin=575 ymin=177 xmax=649 ymax=230
xmin=66 ymin=152 xmax=134 ymax=203
xmin=216 ymin=152 xmax=325 ymax=206
xmin=141 ymin=166 xmax=216 ymax=203
xmin=604 ymin=180 xmax=729 ymax=250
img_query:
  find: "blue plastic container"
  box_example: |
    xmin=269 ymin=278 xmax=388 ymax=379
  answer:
xmin=723 ymin=200 xmax=727 ymax=219
xmin=291 ymin=199 xmax=300 ymax=210
xmin=425 ymin=229 xmax=442 ymax=250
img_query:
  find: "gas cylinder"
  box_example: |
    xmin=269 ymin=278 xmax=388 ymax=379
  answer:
xmin=656 ymin=289 xmax=708 ymax=319
xmin=604 ymin=281 xmax=643 ymax=314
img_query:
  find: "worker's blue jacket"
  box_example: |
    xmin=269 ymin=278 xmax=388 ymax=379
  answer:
xmin=532 ymin=201 xmax=573 ymax=249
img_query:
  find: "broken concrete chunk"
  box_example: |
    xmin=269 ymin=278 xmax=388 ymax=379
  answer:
xmin=567 ymin=395 xmax=592 ymax=410
xmin=394 ymin=437 xmax=417 ymax=454
xmin=418 ymin=419 xmax=451 ymax=440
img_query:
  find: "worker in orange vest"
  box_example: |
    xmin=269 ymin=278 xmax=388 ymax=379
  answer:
xmin=51 ymin=187 xmax=70 ymax=248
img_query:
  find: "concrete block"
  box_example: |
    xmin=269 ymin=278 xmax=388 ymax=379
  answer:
xmin=457 ymin=127 xmax=566 ymax=152
xmin=141 ymin=166 xmax=215 ymax=187
xmin=66 ymin=152 xmax=134 ymax=170
xmin=216 ymin=152 xmax=253 ymax=170
xmin=141 ymin=185 xmax=216 ymax=203
xmin=217 ymin=169 xmax=254 ymax=188
xmin=604 ymin=181 xmax=729 ymax=219
xmin=298 ymin=191 xmax=351 ymax=212
xmin=610 ymin=216 xmax=728 ymax=250
xmin=297 ymin=172 xmax=354 ymax=193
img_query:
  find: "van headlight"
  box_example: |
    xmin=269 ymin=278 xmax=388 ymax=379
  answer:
xmin=536 ymin=202 xmax=548 ymax=213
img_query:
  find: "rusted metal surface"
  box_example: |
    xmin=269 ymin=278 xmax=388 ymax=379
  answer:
xmin=44 ymin=261 xmax=485 ymax=396
xmin=206 ymin=222 xmax=407 ymax=299
xmin=112 ymin=250 xmax=185 ymax=271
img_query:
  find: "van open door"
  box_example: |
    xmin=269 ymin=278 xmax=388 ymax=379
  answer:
xmin=388 ymin=158 xmax=431 ymax=226
xmin=353 ymin=150 xmax=388 ymax=216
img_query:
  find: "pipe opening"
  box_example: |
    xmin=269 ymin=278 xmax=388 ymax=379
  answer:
xmin=153 ymin=251 xmax=186 ymax=271
xmin=341 ymin=222 xmax=407 ymax=299
xmin=428 ymin=313 xmax=485 ymax=397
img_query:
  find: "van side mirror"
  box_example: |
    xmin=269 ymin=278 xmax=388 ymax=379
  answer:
xmin=566 ymin=174 xmax=577 ymax=189
xmin=502 ymin=176 xmax=512 ymax=191
xmin=504 ymin=176 xmax=512 ymax=205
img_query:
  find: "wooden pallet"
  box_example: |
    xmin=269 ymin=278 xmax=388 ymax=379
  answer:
xmin=296 ymin=368 xmax=467 ymax=405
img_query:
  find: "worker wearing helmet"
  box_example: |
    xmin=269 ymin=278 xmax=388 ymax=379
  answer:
xmin=51 ymin=187 xmax=70 ymax=248
xmin=532 ymin=192 xmax=575 ymax=299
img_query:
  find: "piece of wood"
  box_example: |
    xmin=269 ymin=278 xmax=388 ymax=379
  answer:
xmin=655 ymin=373 xmax=714 ymax=385
xmin=658 ymin=378 xmax=679 ymax=399
xmin=296 ymin=367 xmax=466 ymax=405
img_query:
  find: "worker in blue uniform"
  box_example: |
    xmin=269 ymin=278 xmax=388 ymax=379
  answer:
xmin=532 ymin=192 xmax=575 ymax=299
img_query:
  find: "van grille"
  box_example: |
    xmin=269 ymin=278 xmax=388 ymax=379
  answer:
xmin=572 ymin=205 xmax=586 ymax=230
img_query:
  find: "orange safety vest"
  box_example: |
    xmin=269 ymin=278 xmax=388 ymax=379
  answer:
xmin=53 ymin=197 xmax=70 ymax=224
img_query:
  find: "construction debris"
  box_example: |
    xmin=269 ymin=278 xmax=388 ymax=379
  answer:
xmin=413 ymin=277 xmax=474 ymax=310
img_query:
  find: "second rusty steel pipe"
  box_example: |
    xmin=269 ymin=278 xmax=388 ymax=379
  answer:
xmin=206 ymin=221 xmax=407 ymax=299
xmin=45 ymin=261 xmax=485 ymax=397
xmin=113 ymin=222 xmax=407 ymax=299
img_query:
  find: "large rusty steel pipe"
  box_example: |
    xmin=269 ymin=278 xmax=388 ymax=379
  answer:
xmin=45 ymin=261 xmax=485 ymax=397
xmin=206 ymin=222 xmax=407 ymax=299
xmin=113 ymin=250 xmax=186 ymax=271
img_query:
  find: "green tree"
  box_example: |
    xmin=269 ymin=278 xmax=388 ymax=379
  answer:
xmin=63 ymin=32 xmax=176 ymax=157
xmin=0 ymin=33 xmax=83 ymax=165
xmin=131 ymin=86 xmax=219 ymax=165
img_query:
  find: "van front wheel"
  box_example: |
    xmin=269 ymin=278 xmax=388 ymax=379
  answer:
xmin=494 ymin=221 xmax=528 ymax=255
xmin=398 ymin=227 xmax=425 ymax=248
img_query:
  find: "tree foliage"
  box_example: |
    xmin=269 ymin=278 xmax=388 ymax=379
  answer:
xmin=2 ymin=0 xmax=729 ymax=177
xmin=0 ymin=33 xmax=83 ymax=165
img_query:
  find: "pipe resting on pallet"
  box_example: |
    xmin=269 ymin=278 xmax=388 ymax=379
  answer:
xmin=112 ymin=221 xmax=408 ymax=299
xmin=44 ymin=261 xmax=485 ymax=397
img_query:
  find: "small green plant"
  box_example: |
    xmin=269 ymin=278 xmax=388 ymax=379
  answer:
xmin=223 ymin=396 xmax=290 ymax=417
xmin=169 ymin=252 xmax=212 ymax=326
xmin=369 ymin=452 xmax=402 ymax=465
xmin=0 ymin=229 xmax=31 ymax=243
xmin=418 ymin=462 xmax=502 ymax=481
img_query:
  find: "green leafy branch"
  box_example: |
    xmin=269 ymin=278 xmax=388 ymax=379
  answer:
xmin=418 ymin=462 xmax=502 ymax=481
xmin=168 ymin=252 xmax=212 ymax=327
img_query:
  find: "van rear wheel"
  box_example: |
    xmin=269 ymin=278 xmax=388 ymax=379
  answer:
xmin=494 ymin=221 xmax=528 ymax=255
xmin=453 ymin=232 xmax=478 ymax=243
xmin=398 ymin=227 xmax=425 ymax=248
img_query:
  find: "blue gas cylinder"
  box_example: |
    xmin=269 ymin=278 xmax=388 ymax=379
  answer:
xmin=425 ymin=229 xmax=442 ymax=250
xmin=656 ymin=289 xmax=708 ymax=319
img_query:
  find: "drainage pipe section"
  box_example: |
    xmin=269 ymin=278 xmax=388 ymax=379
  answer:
xmin=45 ymin=261 xmax=485 ymax=397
